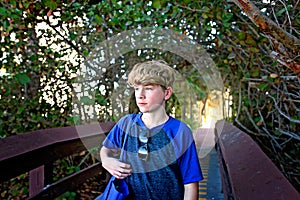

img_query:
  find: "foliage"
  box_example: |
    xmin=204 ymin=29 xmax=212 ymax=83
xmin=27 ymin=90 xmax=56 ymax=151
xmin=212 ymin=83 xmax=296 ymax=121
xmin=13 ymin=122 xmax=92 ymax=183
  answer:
xmin=0 ymin=173 xmax=28 ymax=199
xmin=217 ymin=0 xmax=300 ymax=189
xmin=0 ymin=0 xmax=299 ymax=198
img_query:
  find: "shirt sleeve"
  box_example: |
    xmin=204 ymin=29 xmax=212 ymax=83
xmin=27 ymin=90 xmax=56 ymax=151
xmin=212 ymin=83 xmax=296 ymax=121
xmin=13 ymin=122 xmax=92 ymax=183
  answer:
xmin=102 ymin=115 xmax=128 ymax=149
xmin=175 ymin=123 xmax=203 ymax=184
xmin=178 ymin=140 xmax=203 ymax=184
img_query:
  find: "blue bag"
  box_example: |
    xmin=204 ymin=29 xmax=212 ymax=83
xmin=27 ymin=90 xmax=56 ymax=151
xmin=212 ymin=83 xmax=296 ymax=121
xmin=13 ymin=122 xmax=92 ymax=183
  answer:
xmin=98 ymin=176 xmax=129 ymax=200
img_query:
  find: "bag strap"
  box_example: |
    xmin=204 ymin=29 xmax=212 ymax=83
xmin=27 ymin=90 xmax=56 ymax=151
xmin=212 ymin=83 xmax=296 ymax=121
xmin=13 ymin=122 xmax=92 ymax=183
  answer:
xmin=119 ymin=131 xmax=128 ymax=162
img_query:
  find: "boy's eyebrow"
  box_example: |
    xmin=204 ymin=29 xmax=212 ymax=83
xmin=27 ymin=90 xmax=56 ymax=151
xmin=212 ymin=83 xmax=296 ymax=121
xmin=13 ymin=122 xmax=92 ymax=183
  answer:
xmin=133 ymin=83 xmax=161 ymax=87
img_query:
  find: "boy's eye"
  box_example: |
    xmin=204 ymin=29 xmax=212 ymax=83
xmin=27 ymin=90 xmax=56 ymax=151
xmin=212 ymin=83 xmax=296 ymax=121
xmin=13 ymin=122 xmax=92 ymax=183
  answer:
xmin=134 ymin=86 xmax=141 ymax=91
xmin=145 ymin=87 xmax=153 ymax=90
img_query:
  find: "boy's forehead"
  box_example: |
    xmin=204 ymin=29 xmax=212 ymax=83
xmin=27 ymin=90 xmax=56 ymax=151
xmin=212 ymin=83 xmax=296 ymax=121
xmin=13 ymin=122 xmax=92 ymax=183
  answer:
xmin=133 ymin=83 xmax=160 ymax=87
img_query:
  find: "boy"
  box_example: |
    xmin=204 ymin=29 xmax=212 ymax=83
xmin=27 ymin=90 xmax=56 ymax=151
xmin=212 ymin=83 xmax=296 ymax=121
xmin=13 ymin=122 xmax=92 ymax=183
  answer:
xmin=100 ymin=60 xmax=203 ymax=199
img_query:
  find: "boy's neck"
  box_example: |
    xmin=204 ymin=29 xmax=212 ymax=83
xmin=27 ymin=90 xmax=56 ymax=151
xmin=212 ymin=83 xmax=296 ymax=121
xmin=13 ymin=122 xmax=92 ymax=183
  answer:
xmin=141 ymin=112 xmax=169 ymax=129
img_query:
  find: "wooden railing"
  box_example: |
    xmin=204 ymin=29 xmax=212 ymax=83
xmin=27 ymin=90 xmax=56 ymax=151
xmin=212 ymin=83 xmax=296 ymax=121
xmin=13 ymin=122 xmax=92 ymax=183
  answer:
xmin=0 ymin=122 xmax=115 ymax=200
xmin=215 ymin=120 xmax=299 ymax=200
xmin=2 ymin=120 xmax=299 ymax=200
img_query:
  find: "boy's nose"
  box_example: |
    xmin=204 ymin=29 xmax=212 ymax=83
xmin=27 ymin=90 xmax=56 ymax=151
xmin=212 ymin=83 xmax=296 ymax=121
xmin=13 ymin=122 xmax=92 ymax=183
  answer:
xmin=136 ymin=89 xmax=145 ymax=99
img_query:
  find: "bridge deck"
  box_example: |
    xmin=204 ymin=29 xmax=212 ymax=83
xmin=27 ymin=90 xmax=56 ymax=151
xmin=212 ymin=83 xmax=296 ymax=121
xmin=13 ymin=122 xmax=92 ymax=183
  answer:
xmin=193 ymin=128 xmax=224 ymax=200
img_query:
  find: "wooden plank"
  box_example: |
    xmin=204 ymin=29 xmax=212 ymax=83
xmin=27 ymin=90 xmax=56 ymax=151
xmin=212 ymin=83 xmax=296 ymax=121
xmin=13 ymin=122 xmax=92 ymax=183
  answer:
xmin=215 ymin=120 xmax=300 ymax=200
xmin=0 ymin=122 xmax=115 ymax=182
xmin=27 ymin=162 xmax=105 ymax=200
xmin=1 ymin=138 xmax=85 ymax=182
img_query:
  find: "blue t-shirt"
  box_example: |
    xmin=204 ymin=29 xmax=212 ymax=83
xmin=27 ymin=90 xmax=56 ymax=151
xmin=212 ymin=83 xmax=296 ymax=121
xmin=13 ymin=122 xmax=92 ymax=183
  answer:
xmin=102 ymin=114 xmax=203 ymax=200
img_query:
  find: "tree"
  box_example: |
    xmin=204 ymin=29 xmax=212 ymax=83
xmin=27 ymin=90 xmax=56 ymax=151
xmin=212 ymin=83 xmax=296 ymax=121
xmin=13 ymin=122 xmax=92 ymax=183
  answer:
xmin=0 ymin=0 xmax=299 ymax=198
xmin=223 ymin=0 xmax=300 ymax=189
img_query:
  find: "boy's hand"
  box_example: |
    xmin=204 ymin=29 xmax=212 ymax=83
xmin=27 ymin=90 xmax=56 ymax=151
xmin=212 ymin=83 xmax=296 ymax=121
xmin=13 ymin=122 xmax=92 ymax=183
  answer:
xmin=100 ymin=146 xmax=132 ymax=179
xmin=102 ymin=157 xmax=132 ymax=179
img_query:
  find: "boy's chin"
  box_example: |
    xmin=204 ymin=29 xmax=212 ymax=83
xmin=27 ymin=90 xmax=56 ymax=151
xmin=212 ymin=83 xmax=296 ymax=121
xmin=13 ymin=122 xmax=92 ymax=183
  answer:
xmin=139 ymin=109 xmax=149 ymax=113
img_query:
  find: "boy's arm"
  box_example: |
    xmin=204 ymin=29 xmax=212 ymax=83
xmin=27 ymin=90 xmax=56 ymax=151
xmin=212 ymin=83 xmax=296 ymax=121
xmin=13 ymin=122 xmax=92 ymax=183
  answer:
xmin=100 ymin=146 xmax=132 ymax=179
xmin=184 ymin=182 xmax=199 ymax=200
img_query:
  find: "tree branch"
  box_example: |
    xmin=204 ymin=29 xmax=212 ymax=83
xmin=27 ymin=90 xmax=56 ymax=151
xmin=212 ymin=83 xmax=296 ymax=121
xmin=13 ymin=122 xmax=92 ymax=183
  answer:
xmin=229 ymin=0 xmax=300 ymax=52
xmin=228 ymin=0 xmax=300 ymax=74
xmin=270 ymin=51 xmax=300 ymax=74
xmin=267 ymin=94 xmax=300 ymax=124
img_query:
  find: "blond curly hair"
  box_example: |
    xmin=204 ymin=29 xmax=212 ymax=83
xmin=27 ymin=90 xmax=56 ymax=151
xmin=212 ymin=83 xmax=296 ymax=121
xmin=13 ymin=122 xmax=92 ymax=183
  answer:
xmin=127 ymin=60 xmax=176 ymax=88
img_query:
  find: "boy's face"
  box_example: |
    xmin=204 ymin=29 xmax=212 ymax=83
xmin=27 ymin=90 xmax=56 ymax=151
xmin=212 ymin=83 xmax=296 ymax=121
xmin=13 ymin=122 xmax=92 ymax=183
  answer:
xmin=133 ymin=84 xmax=171 ymax=114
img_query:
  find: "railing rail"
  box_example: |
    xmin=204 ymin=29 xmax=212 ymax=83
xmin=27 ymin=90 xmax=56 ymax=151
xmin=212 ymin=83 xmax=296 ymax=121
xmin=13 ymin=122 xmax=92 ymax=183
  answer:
xmin=215 ymin=120 xmax=299 ymax=200
xmin=0 ymin=122 xmax=115 ymax=199
xmin=2 ymin=120 xmax=299 ymax=199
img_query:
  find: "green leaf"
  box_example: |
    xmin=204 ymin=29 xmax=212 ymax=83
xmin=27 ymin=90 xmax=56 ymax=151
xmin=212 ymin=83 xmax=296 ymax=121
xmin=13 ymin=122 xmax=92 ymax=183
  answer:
xmin=251 ymin=68 xmax=260 ymax=78
xmin=0 ymin=7 xmax=7 ymax=17
xmin=276 ymin=8 xmax=286 ymax=17
xmin=227 ymin=52 xmax=236 ymax=59
xmin=246 ymin=37 xmax=257 ymax=46
xmin=224 ymin=13 xmax=233 ymax=21
xmin=43 ymin=0 xmax=57 ymax=10
xmin=69 ymin=31 xmax=76 ymax=40
xmin=217 ymin=39 xmax=223 ymax=47
xmin=244 ymin=98 xmax=251 ymax=106
xmin=248 ymin=47 xmax=260 ymax=53
xmin=257 ymin=83 xmax=269 ymax=91
xmin=152 ymin=0 xmax=161 ymax=9
xmin=15 ymin=73 xmax=30 ymax=85
xmin=224 ymin=22 xmax=231 ymax=28
xmin=67 ymin=115 xmax=79 ymax=125
xmin=83 ymin=50 xmax=89 ymax=57
xmin=23 ymin=2 xmax=31 ymax=9
xmin=238 ymin=32 xmax=245 ymax=40
xmin=274 ymin=130 xmax=281 ymax=136
xmin=2 ymin=20 xmax=9 ymax=30
xmin=96 ymin=95 xmax=107 ymax=106
xmin=95 ymin=14 xmax=103 ymax=24
xmin=10 ymin=0 xmax=17 ymax=7
xmin=80 ymin=96 xmax=94 ymax=105
xmin=202 ymin=13 xmax=208 ymax=19
xmin=17 ymin=103 xmax=26 ymax=115
xmin=254 ymin=116 xmax=261 ymax=123
xmin=30 ymin=54 xmax=38 ymax=61
xmin=72 ymin=2 xmax=81 ymax=7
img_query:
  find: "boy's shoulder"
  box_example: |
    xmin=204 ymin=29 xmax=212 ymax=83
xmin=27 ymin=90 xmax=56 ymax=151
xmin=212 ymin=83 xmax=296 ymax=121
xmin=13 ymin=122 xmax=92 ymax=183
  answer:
xmin=168 ymin=116 xmax=189 ymax=125
xmin=166 ymin=116 xmax=191 ymax=132
xmin=117 ymin=113 xmax=141 ymax=125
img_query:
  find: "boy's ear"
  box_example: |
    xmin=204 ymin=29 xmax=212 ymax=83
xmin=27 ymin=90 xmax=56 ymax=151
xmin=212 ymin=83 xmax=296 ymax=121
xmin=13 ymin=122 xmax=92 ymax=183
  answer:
xmin=164 ymin=87 xmax=173 ymax=100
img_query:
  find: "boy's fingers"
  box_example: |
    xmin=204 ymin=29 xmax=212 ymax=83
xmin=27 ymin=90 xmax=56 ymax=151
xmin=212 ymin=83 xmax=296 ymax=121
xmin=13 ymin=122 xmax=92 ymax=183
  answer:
xmin=102 ymin=158 xmax=132 ymax=177
xmin=120 ymin=162 xmax=131 ymax=169
xmin=120 ymin=168 xmax=132 ymax=174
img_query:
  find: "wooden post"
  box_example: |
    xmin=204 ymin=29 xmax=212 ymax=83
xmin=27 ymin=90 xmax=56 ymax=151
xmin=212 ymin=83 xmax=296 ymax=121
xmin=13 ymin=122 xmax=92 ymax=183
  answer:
xmin=29 ymin=165 xmax=44 ymax=197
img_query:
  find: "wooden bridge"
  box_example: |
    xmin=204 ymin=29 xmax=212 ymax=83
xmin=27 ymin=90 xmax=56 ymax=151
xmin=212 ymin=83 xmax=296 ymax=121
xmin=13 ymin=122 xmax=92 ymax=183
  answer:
xmin=0 ymin=120 xmax=299 ymax=200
